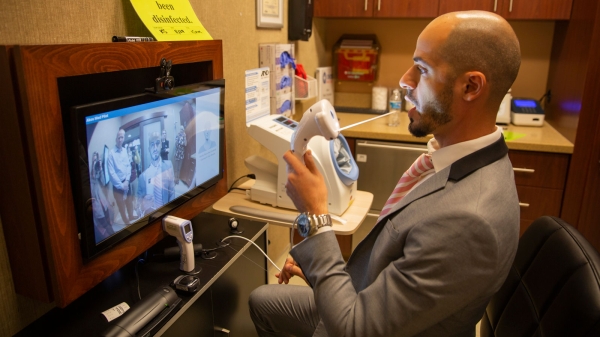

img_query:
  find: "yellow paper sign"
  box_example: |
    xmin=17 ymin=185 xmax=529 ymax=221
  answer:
xmin=130 ymin=0 xmax=212 ymax=41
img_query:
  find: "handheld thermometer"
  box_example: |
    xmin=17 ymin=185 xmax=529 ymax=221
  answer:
xmin=162 ymin=216 xmax=196 ymax=273
xmin=290 ymin=99 xmax=340 ymax=163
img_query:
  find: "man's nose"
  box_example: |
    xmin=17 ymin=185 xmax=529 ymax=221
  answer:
xmin=399 ymin=67 xmax=417 ymax=91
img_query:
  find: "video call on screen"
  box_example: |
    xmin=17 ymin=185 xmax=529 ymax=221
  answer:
xmin=85 ymin=89 xmax=221 ymax=244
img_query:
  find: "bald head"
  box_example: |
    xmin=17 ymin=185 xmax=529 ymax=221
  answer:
xmin=428 ymin=11 xmax=521 ymax=107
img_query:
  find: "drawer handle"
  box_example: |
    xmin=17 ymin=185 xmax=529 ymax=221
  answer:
xmin=519 ymin=203 xmax=530 ymax=208
xmin=513 ymin=167 xmax=535 ymax=173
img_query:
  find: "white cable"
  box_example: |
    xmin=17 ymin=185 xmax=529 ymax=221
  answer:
xmin=221 ymin=235 xmax=281 ymax=272
xmin=225 ymin=245 xmax=268 ymax=273
xmin=338 ymin=111 xmax=393 ymax=131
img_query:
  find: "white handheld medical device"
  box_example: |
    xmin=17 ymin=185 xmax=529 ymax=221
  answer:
xmin=290 ymin=99 xmax=340 ymax=163
xmin=162 ymin=216 xmax=195 ymax=273
xmin=245 ymin=99 xmax=359 ymax=216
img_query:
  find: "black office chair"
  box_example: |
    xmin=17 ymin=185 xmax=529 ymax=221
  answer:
xmin=481 ymin=216 xmax=600 ymax=336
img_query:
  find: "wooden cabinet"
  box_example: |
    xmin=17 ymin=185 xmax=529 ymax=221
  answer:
xmin=439 ymin=0 xmax=500 ymax=14
xmin=439 ymin=0 xmax=573 ymax=20
xmin=550 ymin=0 xmax=600 ymax=252
xmin=315 ymin=0 xmax=373 ymax=18
xmin=374 ymin=0 xmax=439 ymax=18
xmin=317 ymin=0 xmax=572 ymax=19
xmin=500 ymin=0 xmax=573 ymax=20
xmin=314 ymin=0 xmax=439 ymax=18
xmin=508 ymin=150 xmax=570 ymax=235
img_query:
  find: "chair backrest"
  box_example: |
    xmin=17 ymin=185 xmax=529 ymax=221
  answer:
xmin=480 ymin=216 xmax=600 ymax=337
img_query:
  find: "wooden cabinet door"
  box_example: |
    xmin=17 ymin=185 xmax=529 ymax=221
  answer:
xmin=500 ymin=0 xmax=573 ymax=20
xmin=438 ymin=0 xmax=502 ymax=15
xmin=314 ymin=0 xmax=374 ymax=18
xmin=508 ymin=150 xmax=570 ymax=235
xmin=374 ymin=0 xmax=439 ymax=18
xmin=508 ymin=150 xmax=570 ymax=189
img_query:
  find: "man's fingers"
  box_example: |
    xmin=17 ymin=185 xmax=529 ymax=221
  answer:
xmin=303 ymin=150 xmax=321 ymax=176
xmin=283 ymin=150 xmax=306 ymax=174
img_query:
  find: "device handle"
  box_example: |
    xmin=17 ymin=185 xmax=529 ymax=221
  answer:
xmin=180 ymin=241 xmax=195 ymax=272
xmin=290 ymin=99 xmax=340 ymax=164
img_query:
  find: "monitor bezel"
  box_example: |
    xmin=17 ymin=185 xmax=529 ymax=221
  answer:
xmin=66 ymin=79 xmax=225 ymax=261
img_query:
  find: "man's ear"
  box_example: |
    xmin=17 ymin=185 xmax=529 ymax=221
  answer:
xmin=462 ymin=71 xmax=486 ymax=102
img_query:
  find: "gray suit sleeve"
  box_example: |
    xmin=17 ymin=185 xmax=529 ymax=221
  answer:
xmin=291 ymin=213 xmax=500 ymax=337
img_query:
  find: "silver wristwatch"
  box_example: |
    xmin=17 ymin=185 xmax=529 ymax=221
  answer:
xmin=294 ymin=212 xmax=332 ymax=238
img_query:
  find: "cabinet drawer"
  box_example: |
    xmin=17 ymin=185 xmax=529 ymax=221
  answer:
xmin=516 ymin=185 xmax=563 ymax=220
xmin=508 ymin=150 xmax=570 ymax=189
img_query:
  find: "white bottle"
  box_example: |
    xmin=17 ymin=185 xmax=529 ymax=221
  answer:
xmin=388 ymin=89 xmax=401 ymax=127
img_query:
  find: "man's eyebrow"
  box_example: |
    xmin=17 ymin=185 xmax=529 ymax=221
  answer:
xmin=413 ymin=57 xmax=431 ymax=67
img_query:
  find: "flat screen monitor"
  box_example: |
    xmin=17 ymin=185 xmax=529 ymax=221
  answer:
xmin=66 ymin=80 xmax=225 ymax=261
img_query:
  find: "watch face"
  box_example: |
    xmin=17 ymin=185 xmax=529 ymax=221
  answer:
xmin=296 ymin=213 xmax=311 ymax=238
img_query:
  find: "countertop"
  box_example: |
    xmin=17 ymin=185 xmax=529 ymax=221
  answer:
xmin=212 ymin=180 xmax=373 ymax=235
xmin=337 ymin=112 xmax=574 ymax=154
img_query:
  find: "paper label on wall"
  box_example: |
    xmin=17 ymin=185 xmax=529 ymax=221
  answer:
xmin=130 ymin=0 xmax=212 ymax=41
xmin=315 ymin=67 xmax=334 ymax=105
xmin=245 ymin=67 xmax=271 ymax=124
xmin=101 ymin=302 xmax=131 ymax=322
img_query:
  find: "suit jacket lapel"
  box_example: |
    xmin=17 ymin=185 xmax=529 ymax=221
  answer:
xmin=349 ymin=136 xmax=509 ymax=268
xmin=372 ymin=136 xmax=509 ymax=227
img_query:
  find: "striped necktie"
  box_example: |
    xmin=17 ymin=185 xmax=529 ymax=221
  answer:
xmin=377 ymin=153 xmax=434 ymax=222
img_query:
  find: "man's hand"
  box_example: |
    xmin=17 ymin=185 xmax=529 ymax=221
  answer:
xmin=275 ymin=257 xmax=307 ymax=285
xmin=283 ymin=150 xmax=328 ymax=215
xmin=123 ymin=181 xmax=130 ymax=192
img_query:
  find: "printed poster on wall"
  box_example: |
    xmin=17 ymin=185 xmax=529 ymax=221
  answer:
xmin=245 ymin=67 xmax=271 ymax=124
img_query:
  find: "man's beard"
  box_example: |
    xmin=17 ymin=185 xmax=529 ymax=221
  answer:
xmin=407 ymin=85 xmax=454 ymax=137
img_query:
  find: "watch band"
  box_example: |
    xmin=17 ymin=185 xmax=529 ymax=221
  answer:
xmin=294 ymin=212 xmax=332 ymax=238
xmin=313 ymin=214 xmax=332 ymax=232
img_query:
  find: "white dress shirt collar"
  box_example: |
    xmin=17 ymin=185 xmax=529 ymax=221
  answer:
xmin=428 ymin=126 xmax=504 ymax=173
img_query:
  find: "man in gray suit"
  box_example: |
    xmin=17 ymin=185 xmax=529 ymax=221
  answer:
xmin=250 ymin=10 xmax=521 ymax=337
